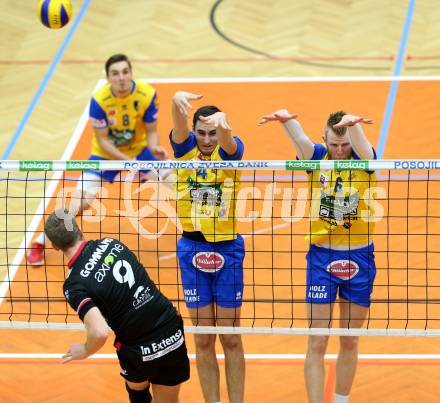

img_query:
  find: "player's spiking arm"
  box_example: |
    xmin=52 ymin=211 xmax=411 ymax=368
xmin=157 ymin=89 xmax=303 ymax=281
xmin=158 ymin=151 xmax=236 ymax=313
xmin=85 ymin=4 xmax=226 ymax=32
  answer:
xmin=62 ymin=307 xmax=110 ymax=362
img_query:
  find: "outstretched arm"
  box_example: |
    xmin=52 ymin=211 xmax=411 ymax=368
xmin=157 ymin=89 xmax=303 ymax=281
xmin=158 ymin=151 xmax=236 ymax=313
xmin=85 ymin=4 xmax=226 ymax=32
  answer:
xmin=199 ymin=112 xmax=238 ymax=155
xmin=62 ymin=307 xmax=110 ymax=363
xmin=258 ymin=109 xmax=315 ymax=160
xmin=333 ymin=115 xmax=375 ymax=159
xmin=171 ymin=91 xmax=203 ymax=144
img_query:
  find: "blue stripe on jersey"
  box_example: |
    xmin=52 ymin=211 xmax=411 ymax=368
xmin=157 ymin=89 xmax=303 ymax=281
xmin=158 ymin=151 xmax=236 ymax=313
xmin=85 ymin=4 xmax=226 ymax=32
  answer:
xmin=143 ymin=92 xmax=158 ymax=123
xmin=40 ymin=0 xmax=50 ymax=28
xmin=60 ymin=3 xmax=69 ymax=26
xmin=311 ymin=143 xmax=327 ymax=160
xmin=218 ymin=136 xmax=244 ymax=160
xmin=170 ymin=131 xmax=197 ymax=158
xmin=89 ymin=98 xmax=107 ymax=121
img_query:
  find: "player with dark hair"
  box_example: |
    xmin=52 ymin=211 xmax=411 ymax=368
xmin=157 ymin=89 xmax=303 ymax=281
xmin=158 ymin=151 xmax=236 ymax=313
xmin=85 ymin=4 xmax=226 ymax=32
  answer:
xmin=260 ymin=109 xmax=377 ymax=403
xmin=28 ymin=53 xmax=169 ymax=266
xmin=170 ymin=91 xmax=245 ymax=403
xmin=44 ymin=209 xmax=189 ymax=403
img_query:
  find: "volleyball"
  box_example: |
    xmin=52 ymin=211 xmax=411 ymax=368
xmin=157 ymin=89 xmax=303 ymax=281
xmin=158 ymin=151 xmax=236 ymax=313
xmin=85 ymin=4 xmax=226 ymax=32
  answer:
xmin=37 ymin=0 xmax=72 ymax=29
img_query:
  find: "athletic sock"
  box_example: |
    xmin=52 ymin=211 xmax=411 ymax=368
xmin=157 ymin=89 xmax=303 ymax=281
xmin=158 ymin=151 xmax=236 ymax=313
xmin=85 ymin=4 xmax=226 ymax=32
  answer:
xmin=334 ymin=393 xmax=349 ymax=403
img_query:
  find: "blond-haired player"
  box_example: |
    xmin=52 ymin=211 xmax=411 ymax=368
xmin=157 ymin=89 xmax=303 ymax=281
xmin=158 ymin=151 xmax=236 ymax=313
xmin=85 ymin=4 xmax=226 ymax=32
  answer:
xmin=260 ymin=109 xmax=377 ymax=403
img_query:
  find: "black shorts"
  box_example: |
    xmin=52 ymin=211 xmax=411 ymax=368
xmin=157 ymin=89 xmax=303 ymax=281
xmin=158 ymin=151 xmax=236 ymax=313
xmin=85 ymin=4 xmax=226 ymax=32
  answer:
xmin=115 ymin=320 xmax=190 ymax=385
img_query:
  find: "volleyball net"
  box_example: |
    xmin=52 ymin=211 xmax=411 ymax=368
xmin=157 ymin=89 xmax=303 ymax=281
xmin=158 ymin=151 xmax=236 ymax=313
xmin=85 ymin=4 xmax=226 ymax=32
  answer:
xmin=1 ymin=159 xmax=440 ymax=336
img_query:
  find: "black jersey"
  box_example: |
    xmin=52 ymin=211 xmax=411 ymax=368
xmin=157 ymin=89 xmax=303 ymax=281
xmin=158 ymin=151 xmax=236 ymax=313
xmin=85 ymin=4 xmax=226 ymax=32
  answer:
xmin=64 ymin=238 xmax=177 ymax=344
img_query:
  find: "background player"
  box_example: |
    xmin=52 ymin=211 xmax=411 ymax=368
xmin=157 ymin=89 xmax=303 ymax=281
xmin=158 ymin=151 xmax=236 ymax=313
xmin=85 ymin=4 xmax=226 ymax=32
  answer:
xmin=44 ymin=209 xmax=189 ymax=403
xmin=171 ymin=91 xmax=245 ymax=403
xmin=28 ymin=54 xmax=169 ymax=265
xmin=259 ymin=109 xmax=377 ymax=403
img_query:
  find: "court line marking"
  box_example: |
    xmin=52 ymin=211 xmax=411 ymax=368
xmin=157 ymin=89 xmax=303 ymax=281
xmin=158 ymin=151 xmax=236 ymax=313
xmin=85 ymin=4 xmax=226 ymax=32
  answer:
xmin=0 ymin=81 xmax=101 ymax=303
xmin=139 ymin=76 xmax=440 ymax=84
xmin=1 ymin=0 xmax=92 ymax=160
xmin=2 ymin=353 xmax=440 ymax=360
xmin=376 ymin=0 xmax=416 ymax=158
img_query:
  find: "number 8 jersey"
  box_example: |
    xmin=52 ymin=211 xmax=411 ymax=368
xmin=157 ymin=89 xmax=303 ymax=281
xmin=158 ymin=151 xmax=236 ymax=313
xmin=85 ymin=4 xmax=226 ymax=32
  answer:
xmin=89 ymin=80 xmax=158 ymax=159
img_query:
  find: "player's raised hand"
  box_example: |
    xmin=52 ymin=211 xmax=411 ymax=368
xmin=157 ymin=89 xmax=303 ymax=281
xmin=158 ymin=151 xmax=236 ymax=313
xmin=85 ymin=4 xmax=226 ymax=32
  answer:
xmin=62 ymin=343 xmax=88 ymax=363
xmin=199 ymin=112 xmax=232 ymax=131
xmin=173 ymin=91 xmax=203 ymax=117
xmin=258 ymin=109 xmax=299 ymax=125
xmin=333 ymin=115 xmax=373 ymax=128
xmin=150 ymin=145 xmax=169 ymax=160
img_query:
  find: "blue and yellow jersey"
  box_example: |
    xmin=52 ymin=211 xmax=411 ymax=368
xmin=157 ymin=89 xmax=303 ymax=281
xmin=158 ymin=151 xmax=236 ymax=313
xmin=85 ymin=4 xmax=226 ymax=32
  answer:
xmin=89 ymin=80 xmax=158 ymax=158
xmin=170 ymin=132 xmax=244 ymax=242
xmin=307 ymin=144 xmax=377 ymax=247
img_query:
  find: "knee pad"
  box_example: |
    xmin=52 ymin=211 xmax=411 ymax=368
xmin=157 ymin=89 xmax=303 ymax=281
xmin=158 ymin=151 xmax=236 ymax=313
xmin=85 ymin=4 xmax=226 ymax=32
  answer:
xmin=125 ymin=382 xmax=152 ymax=403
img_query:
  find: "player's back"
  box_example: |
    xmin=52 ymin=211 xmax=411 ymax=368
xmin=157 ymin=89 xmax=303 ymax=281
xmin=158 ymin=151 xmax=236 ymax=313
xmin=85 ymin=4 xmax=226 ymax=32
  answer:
xmin=64 ymin=238 xmax=177 ymax=343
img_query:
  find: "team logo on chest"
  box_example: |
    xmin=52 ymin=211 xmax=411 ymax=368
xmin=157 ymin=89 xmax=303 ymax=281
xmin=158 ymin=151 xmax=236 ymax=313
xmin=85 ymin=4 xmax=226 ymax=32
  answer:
xmin=326 ymin=259 xmax=359 ymax=280
xmin=319 ymin=173 xmax=329 ymax=187
xmin=192 ymin=252 xmax=225 ymax=273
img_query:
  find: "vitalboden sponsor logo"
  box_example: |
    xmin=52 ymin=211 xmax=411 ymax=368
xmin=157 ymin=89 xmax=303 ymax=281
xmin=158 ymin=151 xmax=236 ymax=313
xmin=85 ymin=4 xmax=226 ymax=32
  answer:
xmin=140 ymin=329 xmax=184 ymax=361
xmin=66 ymin=161 xmax=100 ymax=171
xmin=286 ymin=160 xmax=320 ymax=170
xmin=394 ymin=160 xmax=440 ymax=170
xmin=326 ymin=260 xmax=359 ymax=280
xmin=335 ymin=160 xmax=369 ymax=171
xmin=19 ymin=160 xmax=53 ymax=171
xmin=192 ymin=252 xmax=225 ymax=273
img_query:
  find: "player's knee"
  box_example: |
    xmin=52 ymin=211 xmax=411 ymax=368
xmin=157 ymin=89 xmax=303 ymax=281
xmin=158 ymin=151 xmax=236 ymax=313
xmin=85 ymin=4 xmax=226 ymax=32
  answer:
xmin=308 ymin=335 xmax=329 ymax=356
xmin=219 ymin=334 xmax=242 ymax=351
xmin=194 ymin=333 xmax=216 ymax=351
xmin=339 ymin=336 xmax=359 ymax=351
xmin=125 ymin=382 xmax=152 ymax=403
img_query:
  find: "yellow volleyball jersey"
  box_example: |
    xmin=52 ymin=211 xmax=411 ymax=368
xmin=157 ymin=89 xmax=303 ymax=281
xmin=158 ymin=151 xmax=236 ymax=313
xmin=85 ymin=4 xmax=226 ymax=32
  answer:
xmin=89 ymin=80 xmax=158 ymax=158
xmin=172 ymin=133 xmax=244 ymax=242
xmin=307 ymin=144 xmax=377 ymax=247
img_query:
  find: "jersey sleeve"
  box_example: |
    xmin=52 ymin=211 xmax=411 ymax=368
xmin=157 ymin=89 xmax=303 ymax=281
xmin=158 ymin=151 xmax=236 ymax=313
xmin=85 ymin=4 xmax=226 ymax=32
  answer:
xmin=169 ymin=131 xmax=197 ymax=158
xmin=89 ymin=98 xmax=108 ymax=129
xmin=352 ymin=147 xmax=377 ymax=160
xmin=218 ymin=136 xmax=244 ymax=160
xmin=63 ymin=281 xmax=96 ymax=322
xmin=310 ymin=143 xmax=328 ymax=160
xmin=143 ymin=92 xmax=159 ymax=123
xmin=352 ymin=147 xmax=377 ymax=174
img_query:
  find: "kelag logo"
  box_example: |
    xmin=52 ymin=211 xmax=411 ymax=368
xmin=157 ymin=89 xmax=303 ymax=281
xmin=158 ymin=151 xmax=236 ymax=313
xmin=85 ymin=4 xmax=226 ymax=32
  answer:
xmin=66 ymin=161 xmax=100 ymax=171
xmin=286 ymin=160 xmax=320 ymax=170
xmin=19 ymin=160 xmax=53 ymax=171
xmin=335 ymin=160 xmax=369 ymax=170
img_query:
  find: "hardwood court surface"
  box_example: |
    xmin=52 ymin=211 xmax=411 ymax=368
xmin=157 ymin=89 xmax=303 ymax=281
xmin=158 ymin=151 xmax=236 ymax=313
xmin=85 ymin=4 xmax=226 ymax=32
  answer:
xmin=1 ymin=1 xmax=440 ymax=402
